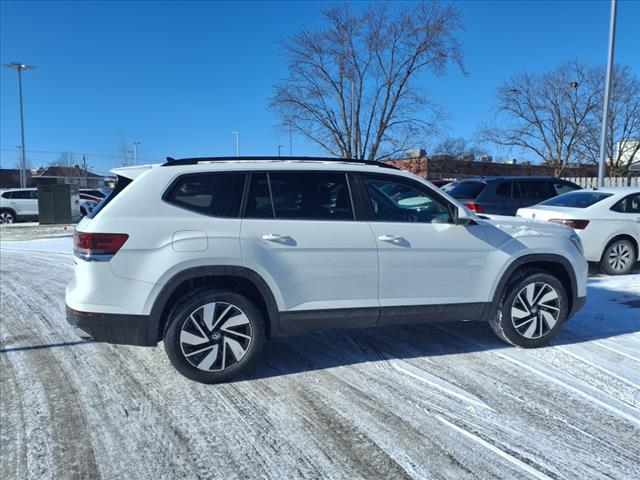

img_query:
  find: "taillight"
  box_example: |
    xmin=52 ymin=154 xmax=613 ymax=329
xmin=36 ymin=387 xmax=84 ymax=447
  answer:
xmin=549 ymin=219 xmax=590 ymax=230
xmin=465 ymin=202 xmax=485 ymax=213
xmin=74 ymin=231 xmax=129 ymax=261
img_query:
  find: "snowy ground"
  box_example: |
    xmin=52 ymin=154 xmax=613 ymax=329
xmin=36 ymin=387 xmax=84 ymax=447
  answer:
xmin=1 ymin=237 xmax=639 ymax=479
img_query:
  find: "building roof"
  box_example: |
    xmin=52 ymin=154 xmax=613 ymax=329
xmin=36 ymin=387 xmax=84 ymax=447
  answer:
xmin=32 ymin=166 xmax=105 ymax=179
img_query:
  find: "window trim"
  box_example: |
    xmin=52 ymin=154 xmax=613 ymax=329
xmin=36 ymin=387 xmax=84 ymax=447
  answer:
xmin=241 ymin=170 xmax=357 ymax=222
xmin=161 ymin=171 xmax=247 ymax=219
xmin=355 ymin=172 xmax=457 ymax=224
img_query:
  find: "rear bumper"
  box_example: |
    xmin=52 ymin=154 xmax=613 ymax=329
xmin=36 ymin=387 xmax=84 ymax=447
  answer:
xmin=66 ymin=306 xmax=158 ymax=346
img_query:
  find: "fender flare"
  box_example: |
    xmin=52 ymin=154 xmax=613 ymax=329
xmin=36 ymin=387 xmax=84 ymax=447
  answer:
xmin=148 ymin=265 xmax=280 ymax=342
xmin=483 ymin=253 xmax=579 ymax=321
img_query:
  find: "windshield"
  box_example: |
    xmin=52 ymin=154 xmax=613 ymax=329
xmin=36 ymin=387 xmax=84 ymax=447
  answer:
xmin=441 ymin=181 xmax=485 ymax=199
xmin=540 ymin=191 xmax=612 ymax=208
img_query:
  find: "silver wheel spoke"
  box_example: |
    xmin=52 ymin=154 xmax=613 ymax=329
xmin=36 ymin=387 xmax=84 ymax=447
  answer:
xmin=202 ymin=303 xmax=216 ymax=331
xmin=514 ymin=316 xmax=535 ymax=329
xmin=197 ymin=344 xmax=219 ymax=370
xmin=185 ymin=345 xmax=215 ymax=357
xmin=211 ymin=304 xmax=234 ymax=331
xmin=523 ymin=318 xmax=538 ymax=338
xmin=181 ymin=330 xmax=208 ymax=346
xmin=540 ymin=310 xmax=557 ymax=330
xmin=224 ymin=337 xmax=247 ymax=361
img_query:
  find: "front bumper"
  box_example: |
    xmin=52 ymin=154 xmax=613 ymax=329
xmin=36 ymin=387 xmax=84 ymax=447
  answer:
xmin=66 ymin=306 xmax=158 ymax=346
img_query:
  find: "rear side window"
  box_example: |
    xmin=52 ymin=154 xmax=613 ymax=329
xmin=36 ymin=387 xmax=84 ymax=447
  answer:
xmin=518 ymin=181 xmax=553 ymax=200
xmin=495 ymin=181 xmax=520 ymax=198
xmin=7 ymin=190 xmax=32 ymax=199
xmin=268 ymin=172 xmax=353 ymax=221
xmin=441 ymin=181 xmax=485 ymax=199
xmin=1 ymin=191 xmax=12 ymax=199
xmin=611 ymin=194 xmax=640 ymax=213
xmin=164 ymin=172 xmax=246 ymax=218
xmin=540 ymin=191 xmax=612 ymax=208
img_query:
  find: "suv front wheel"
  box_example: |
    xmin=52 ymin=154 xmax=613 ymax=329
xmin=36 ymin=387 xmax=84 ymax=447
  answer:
xmin=490 ymin=269 xmax=569 ymax=348
xmin=164 ymin=290 xmax=265 ymax=383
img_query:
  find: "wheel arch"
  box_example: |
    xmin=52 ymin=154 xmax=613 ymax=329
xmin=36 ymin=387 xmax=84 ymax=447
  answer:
xmin=486 ymin=254 xmax=578 ymax=322
xmin=149 ymin=266 xmax=281 ymax=344
xmin=600 ymin=233 xmax=639 ymax=262
xmin=0 ymin=207 xmax=17 ymax=218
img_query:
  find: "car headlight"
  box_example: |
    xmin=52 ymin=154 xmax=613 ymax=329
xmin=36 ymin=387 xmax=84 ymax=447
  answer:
xmin=569 ymin=234 xmax=583 ymax=255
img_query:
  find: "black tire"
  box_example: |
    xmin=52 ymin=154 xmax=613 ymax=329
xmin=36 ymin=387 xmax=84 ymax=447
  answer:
xmin=164 ymin=289 xmax=265 ymax=383
xmin=0 ymin=209 xmax=16 ymax=224
xmin=600 ymin=237 xmax=636 ymax=276
xmin=489 ymin=268 xmax=569 ymax=348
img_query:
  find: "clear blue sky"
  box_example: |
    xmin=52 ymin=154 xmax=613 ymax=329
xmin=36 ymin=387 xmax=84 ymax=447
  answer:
xmin=1 ymin=0 xmax=639 ymax=173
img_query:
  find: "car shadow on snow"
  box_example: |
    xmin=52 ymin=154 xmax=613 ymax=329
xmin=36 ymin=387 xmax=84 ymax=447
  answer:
xmin=239 ymin=280 xmax=640 ymax=382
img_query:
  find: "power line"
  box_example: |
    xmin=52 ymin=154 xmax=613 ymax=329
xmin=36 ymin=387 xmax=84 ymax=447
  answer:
xmin=0 ymin=148 xmax=156 ymax=163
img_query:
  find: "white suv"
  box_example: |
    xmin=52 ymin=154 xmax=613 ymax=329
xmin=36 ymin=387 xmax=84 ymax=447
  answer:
xmin=66 ymin=157 xmax=588 ymax=383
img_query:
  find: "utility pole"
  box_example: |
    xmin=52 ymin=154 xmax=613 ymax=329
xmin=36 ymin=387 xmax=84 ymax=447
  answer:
xmin=132 ymin=141 xmax=141 ymax=165
xmin=598 ymin=0 xmax=617 ymax=187
xmin=232 ymin=131 xmax=240 ymax=157
xmin=4 ymin=61 xmax=35 ymax=188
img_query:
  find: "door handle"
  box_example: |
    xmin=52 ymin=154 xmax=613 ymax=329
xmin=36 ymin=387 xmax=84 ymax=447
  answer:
xmin=378 ymin=234 xmax=405 ymax=243
xmin=262 ymin=233 xmax=292 ymax=242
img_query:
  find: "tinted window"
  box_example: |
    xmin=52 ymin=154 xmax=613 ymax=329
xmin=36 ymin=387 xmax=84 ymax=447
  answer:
xmin=540 ymin=191 xmax=612 ymax=208
xmin=363 ymin=175 xmax=452 ymax=223
xmin=553 ymin=181 xmax=578 ymax=195
xmin=165 ymin=173 xmax=245 ymax=217
xmin=441 ymin=181 xmax=485 ymax=199
xmin=495 ymin=182 xmax=514 ymax=198
xmin=268 ymin=172 xmax=353 ymax=220
xmin=518 ymin=181 xmax=553 ymax=200
xmin=8 ymin=190 xmax=33 ymax=199
xmin=1 ymin=191 xmax=12 ymax=199
xmin=611 ymin=194 xmax=640 ymax=213
xmin=245 ymin=173 xmax=273 ymax=218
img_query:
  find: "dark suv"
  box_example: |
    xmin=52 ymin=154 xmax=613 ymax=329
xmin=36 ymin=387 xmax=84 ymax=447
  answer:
xmin=441 ymin=177 xmax=580 ymax=215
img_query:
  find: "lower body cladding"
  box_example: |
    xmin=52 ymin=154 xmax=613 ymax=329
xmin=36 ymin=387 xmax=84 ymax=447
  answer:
xmin=66 ymin=295 xmax=586 ymax=347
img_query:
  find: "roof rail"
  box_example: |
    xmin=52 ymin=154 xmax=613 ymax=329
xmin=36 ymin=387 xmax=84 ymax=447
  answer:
xmin=162 ymin=156 xmax=399 ymax=170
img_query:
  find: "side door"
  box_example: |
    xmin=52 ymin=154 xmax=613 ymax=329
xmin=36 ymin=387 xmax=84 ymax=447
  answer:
xmin=357 ymin=173 xmax=492 ymax=324
xmin=240 ymin=171 xmax=379 ymax=333
xmin=9 ymin=190 xmax=37 ymax=217
xmin=493 ymin=181 xmax=518 ymax=215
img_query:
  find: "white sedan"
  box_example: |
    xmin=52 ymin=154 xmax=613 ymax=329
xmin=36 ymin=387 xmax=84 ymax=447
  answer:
xmin=517 ymin=187 xmax=640 ymax=275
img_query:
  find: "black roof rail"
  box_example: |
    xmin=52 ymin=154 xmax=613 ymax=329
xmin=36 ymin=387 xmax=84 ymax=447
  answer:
xmin=161 ymin=156 xmax=399 ymax=170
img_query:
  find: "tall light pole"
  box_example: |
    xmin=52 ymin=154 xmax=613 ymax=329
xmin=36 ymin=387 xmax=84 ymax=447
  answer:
xmin=4 ymin=61 xmax=35 ymax=188
xmin=132 ymin=141 xmax=141 ymax=165
xmin=232 ymin=131 xmax=240 ymax=157
xmin=598 ymin=0 xmax=618 ymax=187
xmin=289 ymin=122 xmax=293 ymax=156
xmin=278 ymin=144 xmax=284 ymax=157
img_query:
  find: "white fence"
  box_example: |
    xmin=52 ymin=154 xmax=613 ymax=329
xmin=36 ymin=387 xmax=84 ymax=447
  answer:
xmin=562 ymin=177 xmax=639 ymax=188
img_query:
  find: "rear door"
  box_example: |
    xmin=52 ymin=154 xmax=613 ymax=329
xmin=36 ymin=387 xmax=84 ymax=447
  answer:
xmin=8 ymin=190 xmax=38 ymax=216
xmin=240 ymin=171 xmax=379 ymax=330
xmin=358 ymin=173 xmax=491 ymax=322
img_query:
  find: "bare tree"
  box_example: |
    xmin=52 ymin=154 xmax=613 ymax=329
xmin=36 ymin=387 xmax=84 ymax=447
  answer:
xmin=50 ymin=151 xmax=75 ymax=167
xmin=480 ymin=61 xmax=602 ymax=176
xmin=118 ymin=138 xmax=134 ymax=167
xmin=271 ymin=1 xmax=464 ymax=160
xmin=576 ymin=65 xmax=640 ymax=176
xmin=432 ymin=136 xmax=480 ymax=159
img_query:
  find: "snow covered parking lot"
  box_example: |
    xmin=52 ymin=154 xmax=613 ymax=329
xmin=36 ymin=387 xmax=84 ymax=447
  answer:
xmin=1 ymin=236 xmax=639 ymax=479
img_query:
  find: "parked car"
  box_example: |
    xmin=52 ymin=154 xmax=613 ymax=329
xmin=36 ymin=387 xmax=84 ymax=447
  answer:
xmin=0 ymin=188 xmax=38 ymax=223
xmin=80 ymin=188 xmax=111 ymax=199
xmin=441 ymin=177 xmax=580 ymax=215
xmin=517 ymin=188 xmax=640 ymax=275
xmin=0 ymin=187 xmax=96 ymax=223
xmin=80 ymin=192 xmax=102 ymax=203
xmin=66 ymin=157 xmax=587 ymax=384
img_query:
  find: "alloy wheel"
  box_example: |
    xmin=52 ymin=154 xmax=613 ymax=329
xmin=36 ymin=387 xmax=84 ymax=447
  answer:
xmin=179 ymin=301 xmax=252 ymax=372
xmin=0 ymin=212 xmax=14 ymax=224
xmin=510 ymin=282 xmax=560 ymax=339
xmin=607 ymin=241 xmax=633 ymax=273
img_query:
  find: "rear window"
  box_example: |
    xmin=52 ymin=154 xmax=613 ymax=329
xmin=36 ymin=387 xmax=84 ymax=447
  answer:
xmin=164 ymin=172 xmax=246 ymax=217
xmin=540 ymin=191 xmax=612 ymax=208
xmin=88 ymin=176 xmax=132 ymax=218
xmin=441 ymin=181 xmax=485 ymax=199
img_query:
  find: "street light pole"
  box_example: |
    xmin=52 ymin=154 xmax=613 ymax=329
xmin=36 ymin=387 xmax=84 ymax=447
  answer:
xmin=232 ymin=131 xmax=240 ymax=157
xmin=4 ymin=61 xmax=35 ymax=188
xmin=132 ymin=141 xmax=141 ymax=165
xmin=278 ymin=144 xmax=284 ymax=157
xmin=598 ymin=0 xmax=618 ymax=187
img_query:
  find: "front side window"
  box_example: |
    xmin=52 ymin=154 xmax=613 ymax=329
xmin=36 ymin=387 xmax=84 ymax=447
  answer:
xmin=164 ymin=172 xmax=245 ymax=217
xmin=362 ymin=174 xmax=453 ymax=223
xmin=245 ymin=173 xmax=273 ymax=219
xmin=267 ymin=172 xmax=353 ymax=221
xmin=441 ymin=181 xmax=485 ymax=199
xmin=10 ymin=190 xmax=32 ymax=199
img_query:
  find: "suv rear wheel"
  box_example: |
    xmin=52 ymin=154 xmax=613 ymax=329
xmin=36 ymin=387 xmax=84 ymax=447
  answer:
xmin=164 ymin=290 xmax=265 ymax=383
xmin=0 ymin=209 xmax=15 ymax=224
xmin=490 ymin=269 xmax=569 ymax=348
